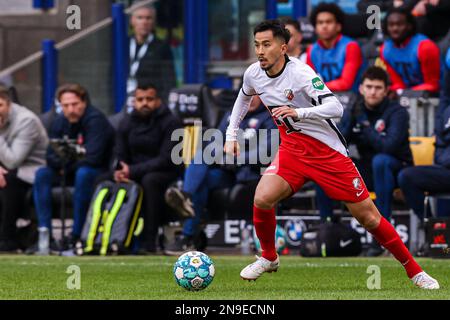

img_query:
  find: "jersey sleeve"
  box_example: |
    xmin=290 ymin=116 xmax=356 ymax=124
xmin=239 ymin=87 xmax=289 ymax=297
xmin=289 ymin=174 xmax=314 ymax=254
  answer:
xmin=241 ymin=67 xmax=257 ymax=96
xmin=225 ymin=67 xmax=255 ymax=141
xmin=295 ymin=70 xmax=344 ymax=120
xmin=413 ymin=39 xmax=441 ymax=93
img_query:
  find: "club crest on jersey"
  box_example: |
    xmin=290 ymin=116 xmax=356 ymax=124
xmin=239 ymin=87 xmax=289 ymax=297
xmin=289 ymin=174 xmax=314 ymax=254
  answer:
xmin=375 ymin=119 xmax=386 ymax=133
xmin=284 ymin=89 xmax=294 ymax=101
xmin=352 ymin=178 xmax=363 ymax=191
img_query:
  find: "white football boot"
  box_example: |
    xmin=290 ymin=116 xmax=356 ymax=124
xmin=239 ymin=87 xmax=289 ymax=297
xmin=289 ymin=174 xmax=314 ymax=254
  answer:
xmin=240 ymin=255 xmax=280 ymax=281
xmin=411 ymin=271 xmax=440 ymax=289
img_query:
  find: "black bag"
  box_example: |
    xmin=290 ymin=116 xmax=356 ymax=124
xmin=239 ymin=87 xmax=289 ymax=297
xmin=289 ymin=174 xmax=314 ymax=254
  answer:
xmin=300 ymin=219 xmax=362 ymax=257
xmin=426 ymin=218 xmax=450 ymax=259
xmin=79 ymin=181 xmax=143 ymax=255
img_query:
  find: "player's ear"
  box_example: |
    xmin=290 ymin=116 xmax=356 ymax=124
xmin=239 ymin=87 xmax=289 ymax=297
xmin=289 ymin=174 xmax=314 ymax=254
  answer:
xmin=281 ymin=42 xmax=288 ymax=54
xmin=358 ymin=84 xmax=364 ymax=96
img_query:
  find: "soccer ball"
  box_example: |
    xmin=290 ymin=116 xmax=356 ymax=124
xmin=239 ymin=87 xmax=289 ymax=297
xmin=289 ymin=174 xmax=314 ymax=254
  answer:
xmin=253 ymin=224 xmax=287 ymax=254
xmin=173 ymin=251 xmax=215 ymax=291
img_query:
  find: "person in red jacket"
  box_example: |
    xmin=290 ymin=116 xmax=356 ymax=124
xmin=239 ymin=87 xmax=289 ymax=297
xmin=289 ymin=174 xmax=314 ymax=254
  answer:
xmin=306 ymin=3 xmax=364 ymax=92
xmin=380 ymin=7 xmax=441 ymax=95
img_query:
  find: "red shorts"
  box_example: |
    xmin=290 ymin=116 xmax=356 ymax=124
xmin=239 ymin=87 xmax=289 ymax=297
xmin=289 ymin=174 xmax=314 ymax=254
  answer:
xmin=263 ymin=133 xmax=369 ymax=203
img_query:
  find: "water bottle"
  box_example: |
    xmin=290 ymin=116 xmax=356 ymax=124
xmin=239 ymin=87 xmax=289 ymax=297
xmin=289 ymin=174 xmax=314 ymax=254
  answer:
xmin=241 ymin=227 xmax=251 ymax=255
xmin=38 ymin=227 xmax=50 ymax=255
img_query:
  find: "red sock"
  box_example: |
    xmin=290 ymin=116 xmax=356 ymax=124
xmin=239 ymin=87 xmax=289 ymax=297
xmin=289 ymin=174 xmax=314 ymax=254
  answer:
xmin=253 ymin=205 xmax=277 ymax=261
xmin=369 ymin=217 xmax=422 ymax=278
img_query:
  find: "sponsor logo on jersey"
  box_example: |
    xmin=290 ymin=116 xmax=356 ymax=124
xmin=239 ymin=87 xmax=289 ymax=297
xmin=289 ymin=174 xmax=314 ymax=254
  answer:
xmin=312 ymin=77 xmax=325 ymax=90
xmin=284 ymin=89 xmax=294 ymax=101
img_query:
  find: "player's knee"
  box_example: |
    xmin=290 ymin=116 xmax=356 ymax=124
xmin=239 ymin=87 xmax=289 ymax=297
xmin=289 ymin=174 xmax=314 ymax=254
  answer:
xmin=349 ymin=199 xmax=381 ymax=229
xmin=254 ymin=193 xmax=275 ymax=210
xmin=360 ymin=204 xmax=381 ymax=229
xmin=362 ymin=214 xmax=380 ymax=230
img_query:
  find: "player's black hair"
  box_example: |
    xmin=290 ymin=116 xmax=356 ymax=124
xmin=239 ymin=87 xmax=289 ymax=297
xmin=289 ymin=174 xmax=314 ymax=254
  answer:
xmin=382 ymin=7 xmax=417 ymax=38
xmin=279 ymin=17 xmax=302 ymax=33
xmin=310 ymin=2 xmax=345 ymax=27
xmin=136 ymin=81 xmax=160 ymax=96
xmin=253 ymin=19 xmax=291 ymax=44
xmin=361 ymin=66 xmax=390 ymax=87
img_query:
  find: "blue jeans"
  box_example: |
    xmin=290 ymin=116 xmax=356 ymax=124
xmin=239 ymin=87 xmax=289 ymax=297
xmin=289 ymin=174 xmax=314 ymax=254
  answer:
xmin=33 ymin=166 xmax=101 ymax=237
xmin=182 ymin=163 xmax=234 ymax=236
xmin=317 ymin=154 xmax=407 ymax=219
xmin=372 ymin=154 xmax=407 ymax=218
xmin=398 ymin=165 xmax=450 ymax=219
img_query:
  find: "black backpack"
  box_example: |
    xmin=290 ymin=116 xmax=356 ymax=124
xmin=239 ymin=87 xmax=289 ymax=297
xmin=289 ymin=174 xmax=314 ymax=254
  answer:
xmin=300 ymin=219 xmax=362 ymax=257
xmin=78 ymin=181 xmax=143 ymax=255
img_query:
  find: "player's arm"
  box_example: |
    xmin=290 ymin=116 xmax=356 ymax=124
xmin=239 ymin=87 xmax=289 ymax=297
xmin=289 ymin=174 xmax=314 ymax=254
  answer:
xmin=412 ymin=39 xmax=440 ymax=93
xmin=299 ymin=72 xmax=344 ymax=120
xmin=272 ymin=79 xmax=344 ymax=120
xmin=224 ymin=68 xmax=256 ymax=155
xmin=224 ymin=89 xmax=253 ymax=156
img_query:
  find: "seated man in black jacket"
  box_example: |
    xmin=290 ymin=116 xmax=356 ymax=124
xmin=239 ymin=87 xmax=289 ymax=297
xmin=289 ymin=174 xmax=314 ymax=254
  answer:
xmin=32 ymin=83 xmax=114 ymax=254
xmin=99 ymin=82 xmax=183 ymax=254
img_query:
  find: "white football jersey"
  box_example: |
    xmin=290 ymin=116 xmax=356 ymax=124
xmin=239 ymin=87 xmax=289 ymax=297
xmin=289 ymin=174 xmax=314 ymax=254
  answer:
xmin=226 ymin=56 xmax=348 ymax=156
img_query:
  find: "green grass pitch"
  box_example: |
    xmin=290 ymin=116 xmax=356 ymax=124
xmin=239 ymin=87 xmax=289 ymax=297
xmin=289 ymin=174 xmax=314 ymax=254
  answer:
xmin=0 ymin=255 xmax=448 ymax=300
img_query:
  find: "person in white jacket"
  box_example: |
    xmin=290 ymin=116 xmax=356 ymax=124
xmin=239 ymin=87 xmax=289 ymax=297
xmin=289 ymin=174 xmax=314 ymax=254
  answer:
xmin=0 ymin=84 xmax=48 ymax=252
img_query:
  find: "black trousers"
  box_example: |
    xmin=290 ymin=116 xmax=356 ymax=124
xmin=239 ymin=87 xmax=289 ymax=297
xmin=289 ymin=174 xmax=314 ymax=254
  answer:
xmin=95 ymin=170 xmax=179 ymax=250
xmin=0 ymin=171 xmax=31 ymax=242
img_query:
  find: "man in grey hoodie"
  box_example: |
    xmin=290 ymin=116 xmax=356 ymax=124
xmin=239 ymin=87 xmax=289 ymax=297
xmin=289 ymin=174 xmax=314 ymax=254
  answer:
xmin=0 ymin=85 xmax=48 ymax=252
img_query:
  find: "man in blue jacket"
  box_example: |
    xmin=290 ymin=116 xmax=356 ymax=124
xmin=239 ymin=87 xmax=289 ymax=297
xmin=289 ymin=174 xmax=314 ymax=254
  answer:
xmin=164 ymin=95 xmax=277 ymax=254
xmin=317 ymin=66 xmax=413 ymax=255
xmin=398 ymin=47 xmax=450 ymax=219
xmin=32 ymin=83 xmax=114 ymax=254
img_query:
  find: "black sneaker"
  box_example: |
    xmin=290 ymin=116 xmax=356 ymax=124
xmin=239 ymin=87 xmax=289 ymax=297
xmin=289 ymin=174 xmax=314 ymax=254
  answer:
xmin=164 ymin=187 xmax=195 ymax=218
xmin=164 ymin=235 xmax=194 ymax=256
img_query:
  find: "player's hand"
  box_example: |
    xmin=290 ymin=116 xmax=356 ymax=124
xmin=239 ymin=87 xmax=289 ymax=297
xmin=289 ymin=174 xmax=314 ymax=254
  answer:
xmin=271 ymin=106 xmax=298 ymax=119
xmin=224 ymin=141 xmax=240 ymax=157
